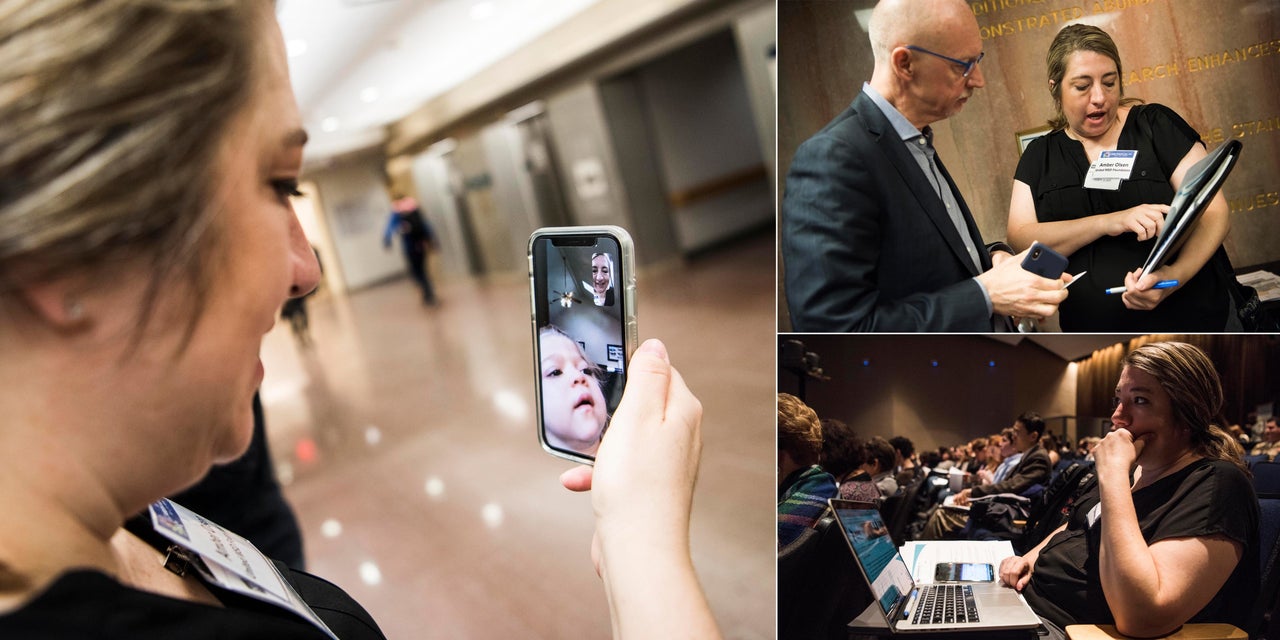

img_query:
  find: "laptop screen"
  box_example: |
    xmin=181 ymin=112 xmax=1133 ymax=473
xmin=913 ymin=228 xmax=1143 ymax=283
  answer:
xmin=832 ymin=505 xmax=917 ymax=615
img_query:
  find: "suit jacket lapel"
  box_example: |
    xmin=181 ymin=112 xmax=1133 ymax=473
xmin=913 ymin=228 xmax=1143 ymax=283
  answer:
xmin=931 ymin=153 xmax=992 ymax=273
xmin=852 ymin=92 xmax=986 ymax=276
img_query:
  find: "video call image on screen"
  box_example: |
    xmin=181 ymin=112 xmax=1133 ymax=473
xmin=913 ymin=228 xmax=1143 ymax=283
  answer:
xmin=838 ymin=508 xmax=915 ymax=614
xmin=534 ymin=236 xmax=625 ymax=457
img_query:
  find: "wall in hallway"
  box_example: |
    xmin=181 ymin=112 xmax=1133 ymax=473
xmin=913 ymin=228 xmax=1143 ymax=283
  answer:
xmin=544 ymin=83 xmax=635 ymax=228
xmin=598 ymin=74 xmax=681 ymax=265
xmin=779 ymin=335 xmax=1076 ymax=454
xmin=733 ymin=1 xmax=777 ymax=191
xmin=480 ymin=118 xmax=542 ymax=269
xmin=453 ymin=133 xmax=520 ymax=274
xmin=306 ymin=153 xmax=404 ymax=291
xmin=409 ymin=145 xmax=478 ymax=279
xmin=637 ymin=29 xmax=772 ymax=253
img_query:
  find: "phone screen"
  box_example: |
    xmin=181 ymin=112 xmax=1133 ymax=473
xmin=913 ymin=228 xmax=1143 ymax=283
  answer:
xmin=934 ymin=562 xmax=994 ymax=582
xmin=530 ymin=230 xmax=631 ymax=464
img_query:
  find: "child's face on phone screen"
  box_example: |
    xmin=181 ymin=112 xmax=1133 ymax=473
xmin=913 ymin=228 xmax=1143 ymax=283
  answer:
xmin=540 ymin=332 xmax=607 ymax=451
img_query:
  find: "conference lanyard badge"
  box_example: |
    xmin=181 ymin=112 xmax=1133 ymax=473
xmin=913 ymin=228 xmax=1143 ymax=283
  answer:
xmin=1083 ymin=149 xmax=1138 ymax=191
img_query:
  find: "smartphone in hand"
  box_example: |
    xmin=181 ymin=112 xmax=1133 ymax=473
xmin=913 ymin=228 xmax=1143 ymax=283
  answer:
xmin=1020 ymin=241 xmax=1068 ymax=279
xmin=528 ymin=226 xmax=637 ymax=465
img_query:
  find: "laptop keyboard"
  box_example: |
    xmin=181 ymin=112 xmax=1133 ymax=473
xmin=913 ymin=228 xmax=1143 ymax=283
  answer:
xmin=912 ymin=584 xmax=979 ymax=624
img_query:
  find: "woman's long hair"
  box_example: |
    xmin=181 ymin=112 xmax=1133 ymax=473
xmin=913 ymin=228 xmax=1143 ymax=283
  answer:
xmin=1122 ymin=342 xmax=1247 ymax=475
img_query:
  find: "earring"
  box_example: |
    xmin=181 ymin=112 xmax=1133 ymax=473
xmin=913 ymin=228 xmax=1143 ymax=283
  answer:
xmin=65 ymin=299 xmax=85 ymax=322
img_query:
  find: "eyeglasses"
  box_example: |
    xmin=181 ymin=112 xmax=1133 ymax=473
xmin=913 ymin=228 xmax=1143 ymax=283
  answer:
xmin=905 ymin=45 xmax=985 ymax=78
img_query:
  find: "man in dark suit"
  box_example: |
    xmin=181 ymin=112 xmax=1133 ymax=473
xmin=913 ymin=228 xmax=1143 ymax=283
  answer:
xmin=920 ymin=412 xmax=1053 ymax=539
xmin=781 ymin=0 xmax=1070 ymax=331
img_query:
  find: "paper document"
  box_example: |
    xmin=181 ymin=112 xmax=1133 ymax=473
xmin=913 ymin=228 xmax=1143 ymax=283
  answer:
xmin=899 ymin=539 xmax=1016 ymax=584
xmin=1237 ymin=270 xmax=1280 ymax=302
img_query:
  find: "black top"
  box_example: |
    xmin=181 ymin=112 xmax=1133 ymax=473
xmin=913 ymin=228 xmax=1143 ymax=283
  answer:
xmin=170 ymin=393 xmax=306 ymax=570
xmin=0 ymin=515 xmax=387 ymax=639
xmin=1014 ymin=104 xmax=1232 ymax=331
xmin=1023 ymin=458 xmax=1259 ymax=629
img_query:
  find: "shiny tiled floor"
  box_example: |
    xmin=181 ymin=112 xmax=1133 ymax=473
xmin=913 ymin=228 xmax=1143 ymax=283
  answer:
xmin=258 ymin=232 xmax=776 ymax=639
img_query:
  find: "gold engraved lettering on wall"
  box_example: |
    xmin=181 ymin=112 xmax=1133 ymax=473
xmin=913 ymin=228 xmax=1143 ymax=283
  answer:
xmin=1089 ymin=0 xmax=1155 ymax=13
xmin=1187 ymin=39 xmax=1280 ymax=73
xmin=978 ymin=6 xmax=1085 ymax=40
xmin=1198 ymin=116 xmax=1280 ymax=145
xmin=1199 ymin=128 xmax=1225 ymax=145
xmin=969 ymin=0 xmax=1047 ymax=18
xmin=1231 ymin=116 xmax=1280 ymax=139
xmin=975 ymin=0 xmax=1156 ymax=41
xmin=1125 ymin=61 xmax=1180 ymax=86
xmin=1228 ymin=190 xmax=1280 ymax=214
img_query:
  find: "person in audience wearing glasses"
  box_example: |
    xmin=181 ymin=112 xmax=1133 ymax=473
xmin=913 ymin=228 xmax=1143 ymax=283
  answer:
xmin=781 ymin=0 xmax=1070 ymax=332
xmin=919 ymin=413 xmax=1051 ymax=540
xmin=1006 ymin=24 xmax=1236 ymax=331
xmin=999 ymin=342 xmax=1258 ymax=639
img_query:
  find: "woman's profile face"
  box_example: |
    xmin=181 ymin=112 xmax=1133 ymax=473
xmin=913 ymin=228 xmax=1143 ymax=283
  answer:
xmin=591 ymin=254 xmax=611 ymax=295
xmin=1110 ymin=366 xmax=1180 ymax=455
xmin=1059 ymin=49 xmax=1121 ymax=140
xmin=539 ymin=332 xmax=607 ymax=452
xmin=145 ymin=8 xmax=319 ymax=468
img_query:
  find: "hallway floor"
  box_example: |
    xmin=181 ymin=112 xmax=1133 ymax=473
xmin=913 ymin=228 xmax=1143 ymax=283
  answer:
xmin=257 ymin=232 xmax=776 ymax=639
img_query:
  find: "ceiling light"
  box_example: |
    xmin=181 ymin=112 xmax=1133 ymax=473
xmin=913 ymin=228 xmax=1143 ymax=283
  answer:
xmin=321 ymin=117 xmax=340 ymax=132
xmin=286 ymin=39 xmax=308 ymax=58
xmin=470 ymin=1 xmax=495 ymax=20
xmin=360 ymin=87 xmax=380 ymax=103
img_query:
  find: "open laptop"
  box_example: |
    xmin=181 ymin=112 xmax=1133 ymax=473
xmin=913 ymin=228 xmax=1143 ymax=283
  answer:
xmin=1140 ymin=139 xmax=1243 ymax=278
xmin=828 ymin=499 xmax=1042 ymax=634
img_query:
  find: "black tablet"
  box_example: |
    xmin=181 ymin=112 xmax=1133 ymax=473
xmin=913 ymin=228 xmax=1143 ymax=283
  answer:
xmin=1140 ymin=139 xmax=1243 ymax=278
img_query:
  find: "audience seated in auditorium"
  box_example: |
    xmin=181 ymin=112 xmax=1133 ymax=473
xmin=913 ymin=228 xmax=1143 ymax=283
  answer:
xmin=864 ymin=436 xmax=900 ymax=498
xmin=918 ymin=412 xmax=1052 ymax=540
xmin=778 ymin=393 xmax=837 ymax=549
xmin=890 ymin=436 xmax=919 ymax=486
xmin=819 ymin=419 xmax=880 ymax=504
xmin=1252 ymin=417 xmax=1280 ymax=462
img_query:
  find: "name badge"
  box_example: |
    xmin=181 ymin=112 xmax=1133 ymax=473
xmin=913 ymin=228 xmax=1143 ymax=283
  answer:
xmin=1086 ymin=502 xmax=1103 ymax=528
xmin=149 ymin=499 xmax=339 ymax=639
xmin=1083 ymin=150 xmax=1138 ymax=191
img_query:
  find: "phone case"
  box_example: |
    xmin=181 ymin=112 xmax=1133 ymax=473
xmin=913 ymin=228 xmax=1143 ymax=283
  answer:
xmin=528 ymin=226 xmax=637 ymax=466
xmin=1021 ymin=242 xmax=1068 ymax=279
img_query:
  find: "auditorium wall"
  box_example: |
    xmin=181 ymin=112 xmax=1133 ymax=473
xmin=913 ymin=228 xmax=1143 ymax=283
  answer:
xmin=778 ymin=0 xmax=1280 ymax=329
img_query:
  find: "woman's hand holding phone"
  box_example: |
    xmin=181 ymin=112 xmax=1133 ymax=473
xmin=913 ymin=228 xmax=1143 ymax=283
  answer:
xmin=559 ymin=339 xmax=720 ymax=639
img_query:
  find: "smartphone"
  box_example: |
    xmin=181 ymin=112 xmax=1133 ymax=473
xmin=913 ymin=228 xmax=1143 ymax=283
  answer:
xmin=1020 ymin=241 xmax=1069 ymax=279
xmin=934 ymin=562 xmax=995 ymax=583
xmin=529 ymin=226 xmax=637 ymax=465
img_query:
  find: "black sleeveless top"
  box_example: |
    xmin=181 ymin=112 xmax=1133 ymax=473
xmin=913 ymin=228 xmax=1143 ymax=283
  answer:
xmin=1014 ymin=104 xmax=1232 ymax=331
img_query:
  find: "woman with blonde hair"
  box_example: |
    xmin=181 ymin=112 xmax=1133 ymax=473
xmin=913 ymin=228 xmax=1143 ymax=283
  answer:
xmin=0 ymin=2 xmax=718 ymax=637
xmin=999 ymin=342 xmax=1257 ymax=639
xmin=1007 ymin=24 xmax=1235 ymax=331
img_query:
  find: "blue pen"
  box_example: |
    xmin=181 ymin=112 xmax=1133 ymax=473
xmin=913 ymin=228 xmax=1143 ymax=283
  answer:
xmin=1104 ymin=280 xmax=1179 ymax=295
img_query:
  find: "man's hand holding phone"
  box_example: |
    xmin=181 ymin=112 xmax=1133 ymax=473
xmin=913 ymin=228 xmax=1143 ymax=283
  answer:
xmin=975 ymin=242 xmax=1070 ymax=320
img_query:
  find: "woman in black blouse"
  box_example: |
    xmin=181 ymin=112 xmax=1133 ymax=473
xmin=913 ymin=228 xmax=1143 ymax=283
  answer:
xmin=998 ymin=342 xmax=1258 ymax=638
xmin=0 ymin=2 xmax=718 ymax=638
xmin=1007 ymin=24 xmax=1234 ymax=331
